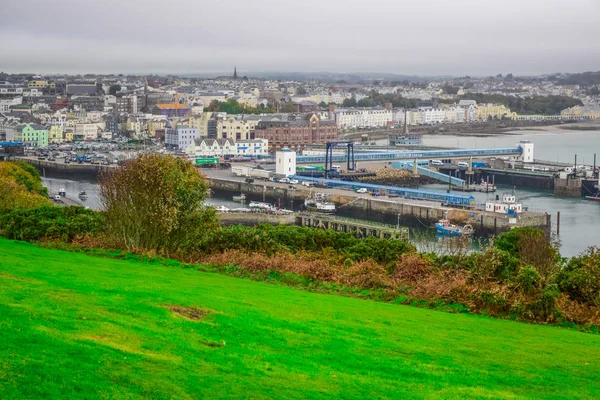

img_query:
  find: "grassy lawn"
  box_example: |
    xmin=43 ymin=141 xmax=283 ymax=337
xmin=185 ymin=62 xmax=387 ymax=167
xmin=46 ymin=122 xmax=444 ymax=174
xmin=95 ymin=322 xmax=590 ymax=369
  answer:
xmin=1 ymin=238 xmax=599 ymax=399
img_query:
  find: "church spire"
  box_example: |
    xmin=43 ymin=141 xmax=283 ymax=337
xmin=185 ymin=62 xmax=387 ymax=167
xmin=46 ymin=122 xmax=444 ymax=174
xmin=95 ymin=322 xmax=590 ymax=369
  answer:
xmin=233 ymin=66 xmax=238 ymax=80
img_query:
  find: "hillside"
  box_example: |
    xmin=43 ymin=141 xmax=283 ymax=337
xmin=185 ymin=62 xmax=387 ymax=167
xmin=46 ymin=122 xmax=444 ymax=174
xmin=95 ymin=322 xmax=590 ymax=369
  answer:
xmin=1 ymin=238 xmax=599 ymax=399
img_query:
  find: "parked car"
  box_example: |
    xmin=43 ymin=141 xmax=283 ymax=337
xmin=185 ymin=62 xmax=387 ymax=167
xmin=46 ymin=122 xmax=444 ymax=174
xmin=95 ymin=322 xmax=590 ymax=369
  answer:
xmin=301 ymin=181 xmax=312 ymax=187
xmin=54 ymin=195 xmax=61 ymax=200
xmin=356 ymin=188 xmax=368 ymax=193
xmin=430 ymin=160 xmax=444 ymax=166
xmin=289 ymin=179 xmax=299 ymax=184
xmin=245 ymin=178 xmax=255 ymax=184
xmin=278 ymin=178 xmax=289 ymax=183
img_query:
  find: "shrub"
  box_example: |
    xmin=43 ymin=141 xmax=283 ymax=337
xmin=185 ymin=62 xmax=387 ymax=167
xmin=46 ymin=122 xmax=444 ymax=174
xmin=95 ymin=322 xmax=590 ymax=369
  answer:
xmin=100 ymin=154 xmax=218 ymax=253
xmin=557 ymin=247 xmax=600 ymax=307
xmin=516 ymin=266 xmax=541 ymax=294
xmin=0 ymin=161 xmax=47 ymax=196
xmin=0 ymin=206 xmax=105 ymax=242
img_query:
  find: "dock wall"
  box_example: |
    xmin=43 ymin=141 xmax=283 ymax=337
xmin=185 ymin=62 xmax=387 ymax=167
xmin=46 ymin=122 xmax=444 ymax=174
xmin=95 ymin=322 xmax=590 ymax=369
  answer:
xmin=208 ymin=177 xmax=551 ymax=236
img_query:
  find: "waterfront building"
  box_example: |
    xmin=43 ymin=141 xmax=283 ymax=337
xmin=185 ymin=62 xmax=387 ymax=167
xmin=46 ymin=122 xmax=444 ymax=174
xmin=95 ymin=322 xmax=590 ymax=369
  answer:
xmin=186 ymin=138 xmax=268 ymax=158
xmin=48 ymin=125 xmax=64 ymax=143
xmin=255 ymin=114 xmax=337 ymax=150
xmin=276 ymin=148 xmax=296 ymax=176
xmin=333 ymin=108 xmax=392 ymax=129
xmin=14 ymin=123 xmax=48 ymax=147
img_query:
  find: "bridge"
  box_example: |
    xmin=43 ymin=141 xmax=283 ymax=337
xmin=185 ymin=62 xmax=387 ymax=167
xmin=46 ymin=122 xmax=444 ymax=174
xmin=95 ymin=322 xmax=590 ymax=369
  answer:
xmin=296 ymin=213 xmax=410 ymax=241
xmin=296 ymin=147 xmax=523 ymax=164
xmin=392 ymin=161 xmax=466 ymax=187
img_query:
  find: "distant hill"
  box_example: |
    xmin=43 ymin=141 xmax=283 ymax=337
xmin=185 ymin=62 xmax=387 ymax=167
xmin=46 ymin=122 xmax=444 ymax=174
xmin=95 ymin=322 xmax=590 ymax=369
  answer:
xmin=181 ymin=71 xmax=452 ymax=82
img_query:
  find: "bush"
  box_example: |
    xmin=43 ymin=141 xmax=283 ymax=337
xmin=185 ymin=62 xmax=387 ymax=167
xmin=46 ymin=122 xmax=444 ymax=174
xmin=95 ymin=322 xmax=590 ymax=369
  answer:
xmin=557 ymin=247 xmax=600 ymax=307
xmin=516 ymin=266 xmax=541 ymax=294
xmin=0 ymin=206 xmax=105 ymax=242
xmin=100 ymin=154 xmax=218 ymax=253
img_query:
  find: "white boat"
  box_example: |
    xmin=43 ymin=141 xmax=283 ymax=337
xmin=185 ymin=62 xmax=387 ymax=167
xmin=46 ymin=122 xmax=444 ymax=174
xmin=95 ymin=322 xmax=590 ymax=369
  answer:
xmin=58 ymin=187 xmax=66 ymax=196
xmin=78 ymin=191 xmax=88 ymax=200
xmin=213 ymin=205 xmax=230 ymax=212
xmin=232 ymin=193 xmax=246 ymax=202
xmin=475 ymin=179 xmax=496 ymax=192
xmin=249 ymin=201 xmax=273 ymax=211
xmin=304 ymin=192 xmax=336 ymax=214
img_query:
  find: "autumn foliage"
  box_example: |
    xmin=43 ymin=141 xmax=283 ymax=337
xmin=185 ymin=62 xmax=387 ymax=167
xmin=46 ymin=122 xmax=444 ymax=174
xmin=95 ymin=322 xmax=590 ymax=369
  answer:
xmin=100 ymin=154 xmax=218 ymax=253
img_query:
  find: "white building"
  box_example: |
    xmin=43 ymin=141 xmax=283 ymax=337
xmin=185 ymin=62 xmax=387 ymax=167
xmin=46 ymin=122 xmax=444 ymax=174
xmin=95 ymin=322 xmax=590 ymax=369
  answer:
xmin=0 ymin=97 xmax=23 ymax=113
xmin=485 ymin=193 xmax=523 ymax=214
xmin=74 ymin=123 xmax=99 ymax=140
xmin=333 ymin=108 xmax=392 ymax=129
xmin=166 ymin=126 xmax=200 ymax=151
xmin=276 ymin=149 xmax=296 ymax=176
xmin=517 ymin=140 xmax=534 ymax=163
xmin=421 ymin=108 xmax=445 ymax=124
xmin=186 ymin=138 xmax=269 ymax=158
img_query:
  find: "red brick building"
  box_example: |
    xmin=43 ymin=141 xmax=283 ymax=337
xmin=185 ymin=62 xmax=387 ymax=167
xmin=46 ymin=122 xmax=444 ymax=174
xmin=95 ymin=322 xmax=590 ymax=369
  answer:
xmin=255 ymin=114 xmax=338 ymax=150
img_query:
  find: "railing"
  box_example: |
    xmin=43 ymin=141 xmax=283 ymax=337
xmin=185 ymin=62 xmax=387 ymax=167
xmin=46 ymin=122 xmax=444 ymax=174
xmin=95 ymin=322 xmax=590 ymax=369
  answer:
xmin=296 ymin=147 xmax=522 ymax=163
xmin=392 ymin=162 xmax=466 ymax=187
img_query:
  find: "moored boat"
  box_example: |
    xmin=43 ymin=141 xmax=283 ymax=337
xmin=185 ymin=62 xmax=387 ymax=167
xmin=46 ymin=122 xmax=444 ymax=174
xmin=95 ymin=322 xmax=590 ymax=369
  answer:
xmin=435 ymin=219 xmax=473 ymax=237
xmin=78 ymin=191 xmax=88 ymax=200
xmin=58 ymin=187 xmax=66 ymax=196
xmin=585 ymin=196 xmax=600 ymax=201
xmin=304 ymin=192 xmax=336 ymax=214
xmin=232 ymin=193 xmax=246 ymax=202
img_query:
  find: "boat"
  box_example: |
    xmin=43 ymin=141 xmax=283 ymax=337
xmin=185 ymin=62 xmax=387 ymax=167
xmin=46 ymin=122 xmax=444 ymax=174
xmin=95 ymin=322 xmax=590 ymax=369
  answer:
xmin=249 ymin=201 xmax=273 ymax=211
xmin=585 ymin=196 xmax=600 ymax=201
xmin=58 ymin=187 xmax=66 ymax=197
xmin=78 ymin=191 xmax=88 ymax=200
xmin=304 ymin=192 xmax=336 ymax=214
xmin=232 ymin=193 xmax=246 ymax=202
xmin=435 ymin=219 xmax=473 ymax=237
xmin=476 ymin=179 xmax=496 ymax=192
xmin=213 ymin=205 xmax=230 ymax=212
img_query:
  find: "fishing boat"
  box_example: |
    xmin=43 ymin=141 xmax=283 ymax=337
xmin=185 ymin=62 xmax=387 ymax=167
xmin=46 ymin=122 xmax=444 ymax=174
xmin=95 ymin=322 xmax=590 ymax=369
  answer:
xmin=585 ymin=195 xmax=600 ymax=202
xmin=435 ymin=219 xmax=473 ymax=237
xmin=78 ymin=191 xmax=88 ymax=200
xmin=58 ymin=187 xmax=66 ymax=196
xmin=232 ymin=193 xmax=246 ymax=202
xmin=304 ymin=192 xmax=336 ymax=214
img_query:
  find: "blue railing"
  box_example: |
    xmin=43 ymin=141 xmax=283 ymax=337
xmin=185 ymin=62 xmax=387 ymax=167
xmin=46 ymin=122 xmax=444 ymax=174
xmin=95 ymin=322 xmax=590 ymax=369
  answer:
xmin=289 ymin=176 xmax=475 ymax=206
xmin=392 ymin=161 xmax=466 ymax=187
xmin=296 ymin=147 xmax=522 ymax=163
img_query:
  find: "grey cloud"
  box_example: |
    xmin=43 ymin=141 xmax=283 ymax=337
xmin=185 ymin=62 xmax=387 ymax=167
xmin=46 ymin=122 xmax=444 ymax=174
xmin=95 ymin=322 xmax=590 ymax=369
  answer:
xmin=1 ymin=0 xmax=600 ymax=75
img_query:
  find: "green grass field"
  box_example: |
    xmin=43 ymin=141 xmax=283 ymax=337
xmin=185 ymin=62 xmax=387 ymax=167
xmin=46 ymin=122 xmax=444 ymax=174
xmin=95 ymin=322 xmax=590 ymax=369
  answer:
xmin=1 ymin=238 xmax=599 ymax=399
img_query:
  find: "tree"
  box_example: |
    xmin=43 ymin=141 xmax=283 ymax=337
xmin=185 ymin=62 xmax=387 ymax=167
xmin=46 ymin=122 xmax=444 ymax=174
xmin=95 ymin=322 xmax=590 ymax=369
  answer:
xmin=100 ymin=154 xmax=218 ymax=253
xmin=295 ymin=86 xmax=307 ymax=95
xmin=342 ymin=97 xmax=357 ymax=107
xmin=280 ymin=102 xmax=296 ymax=113
xmin=318 ymin=101 xmax=328 ymax=109
xmin=357 ymin=98 xmax=375 ymax=107
xmin=109 ymin=85 xmax=121 ymax=96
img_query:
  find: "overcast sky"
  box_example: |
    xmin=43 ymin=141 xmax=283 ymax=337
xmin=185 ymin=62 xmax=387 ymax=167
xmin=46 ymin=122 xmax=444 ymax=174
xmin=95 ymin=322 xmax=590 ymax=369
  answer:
xmin=2 ymin=0 xmax=600 ymax=76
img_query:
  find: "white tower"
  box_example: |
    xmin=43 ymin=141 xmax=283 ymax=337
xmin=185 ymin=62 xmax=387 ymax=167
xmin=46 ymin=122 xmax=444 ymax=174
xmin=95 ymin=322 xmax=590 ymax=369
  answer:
xmin=276 ymin=148 xmax=296 ymax=177
xmin=518 ymin=140 xmax=534 ymax=163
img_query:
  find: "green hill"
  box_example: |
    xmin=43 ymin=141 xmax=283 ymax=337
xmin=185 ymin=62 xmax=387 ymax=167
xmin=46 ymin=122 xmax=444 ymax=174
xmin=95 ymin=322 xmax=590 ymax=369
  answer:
xmin=1 ymin=238 xmax=599 ymax=399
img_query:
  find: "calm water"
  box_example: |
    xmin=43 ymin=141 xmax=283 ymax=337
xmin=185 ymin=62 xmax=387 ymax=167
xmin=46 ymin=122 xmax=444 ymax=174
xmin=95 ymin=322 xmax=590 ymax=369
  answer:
xmin=422 ymin=127 xmax=600 ymax=164
xmin=42 ymin=178 xmax=241 ymax=211
xmin=43 ymin=127 xmax=600 ymax=259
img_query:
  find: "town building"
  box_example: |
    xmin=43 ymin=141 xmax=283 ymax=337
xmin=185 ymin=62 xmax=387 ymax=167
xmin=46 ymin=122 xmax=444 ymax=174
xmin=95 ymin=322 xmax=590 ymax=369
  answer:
xmin=165 ymin=125 xmax=199 ymax=151
xmin=14 ymin=123 xmax=48 ymax=147
xmin=186 ymin=138 xmax=269 ymax=158
xmin=333 ymin=108 xmax=393 ymax=129
xmin=255 ymin=114 xmax=337 ymax=150
xmin=66 ymin=83 xmax=98 ymax=96
xmin=153 ymin=103 xmax=191 ymax=117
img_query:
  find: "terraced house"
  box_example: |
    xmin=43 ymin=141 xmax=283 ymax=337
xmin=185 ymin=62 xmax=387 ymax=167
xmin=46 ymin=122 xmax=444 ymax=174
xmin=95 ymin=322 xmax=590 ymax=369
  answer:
xmin=15 ymin=123 xmax=48 ymax=147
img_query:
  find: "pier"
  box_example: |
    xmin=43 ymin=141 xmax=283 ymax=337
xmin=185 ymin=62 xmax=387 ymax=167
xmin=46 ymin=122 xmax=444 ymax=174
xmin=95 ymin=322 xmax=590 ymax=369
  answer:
xmin=296 ymin=213 xmax=410 ymax=241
